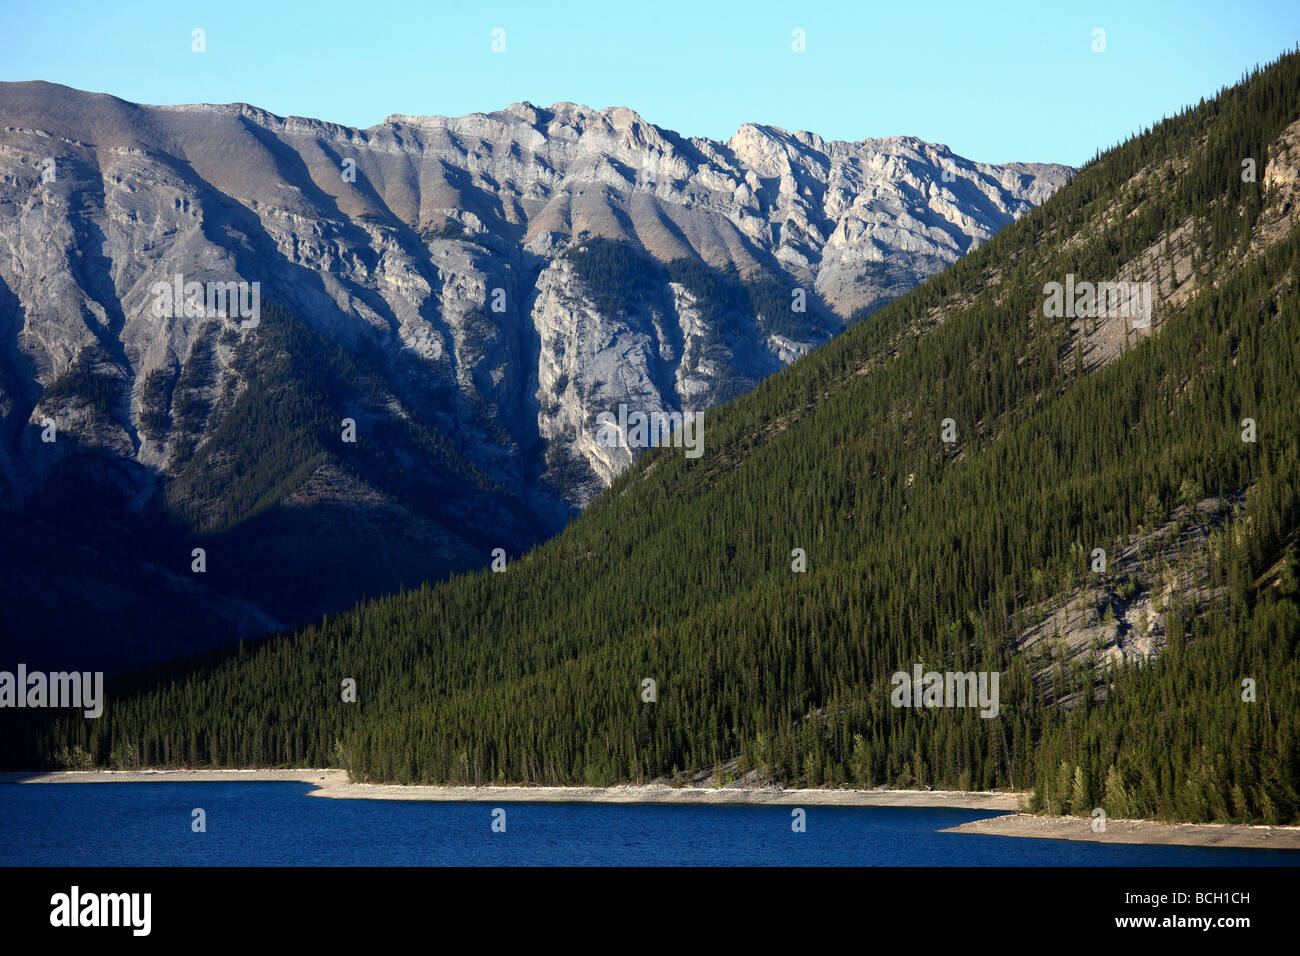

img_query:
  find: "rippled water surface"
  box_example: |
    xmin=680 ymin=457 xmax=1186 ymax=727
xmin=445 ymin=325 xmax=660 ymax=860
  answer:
xmin=3 ymin=783 xmax=1298 ymax=866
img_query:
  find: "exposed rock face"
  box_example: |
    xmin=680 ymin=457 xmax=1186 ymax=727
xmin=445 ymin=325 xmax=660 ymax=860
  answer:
xmin=0 ymin=81 xmax=1071 ymax=668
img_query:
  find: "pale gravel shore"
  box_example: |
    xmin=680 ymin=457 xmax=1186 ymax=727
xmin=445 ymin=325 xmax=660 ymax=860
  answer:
xmin=309 ymin=780 xmax=1022 ymax=810
xmin=943 ymin=813 xmax=1300 ymax=850
xmin=0 ymin=769 xmax=345 ymax=787
xmin=10 ymin=770 xmax=1299 ymax=849
xmin=1 ymin=769 xmax=1017 ymax=809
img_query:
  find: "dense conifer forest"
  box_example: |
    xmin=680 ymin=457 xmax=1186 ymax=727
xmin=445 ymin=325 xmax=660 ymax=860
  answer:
xmin=10 ymin=52 xmax=1300 ymax=825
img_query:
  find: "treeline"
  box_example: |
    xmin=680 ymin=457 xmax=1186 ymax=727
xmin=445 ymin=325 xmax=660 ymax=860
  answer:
xmin=40 ymin=346 xmax=122 ymax=416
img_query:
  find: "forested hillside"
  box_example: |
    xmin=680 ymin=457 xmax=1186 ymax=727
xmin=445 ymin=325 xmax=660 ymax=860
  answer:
xmin=11 ymin=53 xmax=1300 ymax=824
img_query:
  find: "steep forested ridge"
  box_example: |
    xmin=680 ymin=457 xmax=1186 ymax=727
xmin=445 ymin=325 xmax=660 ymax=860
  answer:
xmin=11 ymin=53 xmax=1300 ymax=824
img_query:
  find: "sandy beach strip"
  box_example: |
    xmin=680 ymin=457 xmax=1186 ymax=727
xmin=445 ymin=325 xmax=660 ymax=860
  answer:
xmin=942 ymin=812 xmax=1300 ymax=851
xmin=1 ymin=769 xmax=346 ymax=788
xmin=0 ymin=769 xmax=1016 ymax=809
xmin=309 ymin=780 xmax=1021 ymax=810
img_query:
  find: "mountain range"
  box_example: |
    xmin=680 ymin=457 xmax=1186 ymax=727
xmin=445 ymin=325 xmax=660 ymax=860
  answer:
xmin=14 ymin=53 xmax=1300 ymax=826
xmin=0 ymin=81 xmax=1070 ymax=669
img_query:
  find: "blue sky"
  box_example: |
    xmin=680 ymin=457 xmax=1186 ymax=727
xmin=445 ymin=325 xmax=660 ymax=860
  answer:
xmin=1 ymin=0 xmax=1297 ymax=166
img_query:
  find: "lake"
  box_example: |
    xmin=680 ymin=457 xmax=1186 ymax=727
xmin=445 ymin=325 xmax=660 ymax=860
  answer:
xmin=2 ymin=782 xmax=1298 ymax=866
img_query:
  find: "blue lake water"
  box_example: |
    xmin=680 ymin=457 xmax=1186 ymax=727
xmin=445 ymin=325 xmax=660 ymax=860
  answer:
xmin=2 ymin=782 xmax=1298 ymax=866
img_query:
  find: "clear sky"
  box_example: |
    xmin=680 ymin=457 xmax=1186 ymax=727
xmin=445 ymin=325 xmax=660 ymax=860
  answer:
xmin=2 ymin=0 xmax=1297 ymax=166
